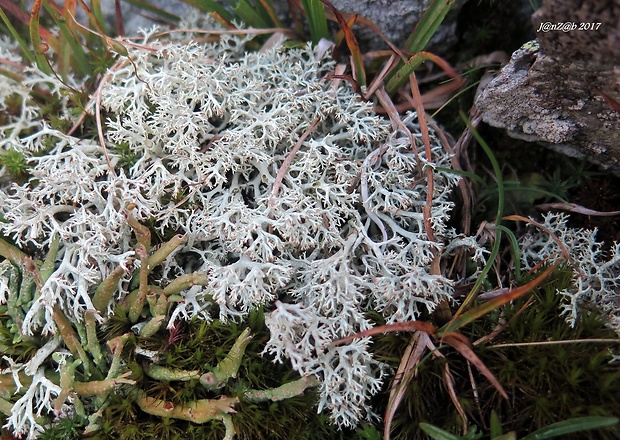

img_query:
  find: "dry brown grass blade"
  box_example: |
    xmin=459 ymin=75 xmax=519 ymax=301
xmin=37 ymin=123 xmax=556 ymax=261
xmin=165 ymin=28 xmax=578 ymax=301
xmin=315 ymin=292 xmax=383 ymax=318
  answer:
xmin=330 ymin=321 xmax=437 ymax=347
xmin=473 ymin=296 xmax=533 ymax=346
xmin=327 ymin=63 xmax=348 ymax=93
xmin=536 ymin=202 xmax=620 ymax=217
xmin=443 ymin=361 xmax=468 ymax=432
xmin=441 ymin=331 xmax=508 ymax=399
xmin=259 ymin=31 xmax=290 ymax=52
xmin=374 ymin=86 xmax=425 ymax=187
xmin=442 ymin=262 xmax=559 ymax=334
xmin=366 ymin=54 xmax=398 ymax=98
xmin=93 ymin=58 xmax=130 ymax=177
xmin=383 ymin=332 xmax=425 ymax=440
xmin=503 ymin=215 xmax=578 ymax=275
xmin=114 ymin=0 xmax=125 ymax=36
xmin=408 ymin=73 xmax=436 ymax=242
xmin=429 ymin=120 xmax=473 ymax=240
xmin=324 ymin=73 xmax=361 ymax=94
xmin=0 ymin=0 xmax=56 ymax=44
xmin=332 ymin=13 xmax=358 ymax=49
xmin=272 ymin=118 xmax=321 ymax=198
xmin=321 ymin=9 xmax=408 ymax=64
xmin=208 ymin=11 xmax=237 ymax=29
xmin=489 ymin=338 xmax=620 ymax=349
xmin=319 ymin=0 xmax=365 ymax=87
xmin=375 ymin=51 xmax=464 ymax=113
xmin=408 ymin=72 xmax=454 ymax=323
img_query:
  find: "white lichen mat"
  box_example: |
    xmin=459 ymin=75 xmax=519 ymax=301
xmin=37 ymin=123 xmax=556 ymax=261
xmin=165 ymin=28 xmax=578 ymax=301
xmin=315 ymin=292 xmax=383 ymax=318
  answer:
xmin=1 ymin=23 xmax=619 ymax=438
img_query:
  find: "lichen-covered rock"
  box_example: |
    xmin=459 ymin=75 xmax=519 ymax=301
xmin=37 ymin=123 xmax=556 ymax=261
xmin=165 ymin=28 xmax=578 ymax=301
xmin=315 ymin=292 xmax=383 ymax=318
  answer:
xmin=476 ymin=0 xmax=620 ymax=174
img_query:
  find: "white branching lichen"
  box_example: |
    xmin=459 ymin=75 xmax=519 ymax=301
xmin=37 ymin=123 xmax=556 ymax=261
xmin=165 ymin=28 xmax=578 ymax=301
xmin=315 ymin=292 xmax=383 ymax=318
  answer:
xmin=520 ymin=213 xmax=620 ymax=334
xmin=0 ymin=29 xmax=468 ymax=434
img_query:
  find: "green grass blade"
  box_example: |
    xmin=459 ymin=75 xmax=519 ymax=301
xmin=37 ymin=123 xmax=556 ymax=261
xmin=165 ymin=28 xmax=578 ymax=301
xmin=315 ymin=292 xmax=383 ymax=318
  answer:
xmin=522 ymin=417 xmax=619 ymax=440
xmin=89 ymin=0 xmax=108 ymax=35
xmin=258 ymin=0 xmax=281 ymax=27
xmin=385 ymin=0 xmax=457 ymax=93
xmin=489 ymin=410 xmax=503 ymax=438
xmin=453 ymin=112 xmax=504 ymax=314
xmin=301 ymin=0 xmax=328 ymax=44
xmin=419 ymin=423 xmax=463 ymax=440
xmin=496 ymin=225 xmax=522 ymax=282
xmin=404 ymin=0 xmax=457 ymax=52
xmin=490 ymin=181 xmax=569 ymax=203
xmin=179 ymin=0 xmax=233 ymax=21
xmin=0 ymin=7 xmax=35 ymax=63
xmin=233 ymin=0 xmax=276 ymax=28
xmin=43 ymin=3 xmax=90 ymax=77
xmin=385 ymin=52 xmax=428 ymax=95
xmin=29 ymin=0 xmax=53 ymax=75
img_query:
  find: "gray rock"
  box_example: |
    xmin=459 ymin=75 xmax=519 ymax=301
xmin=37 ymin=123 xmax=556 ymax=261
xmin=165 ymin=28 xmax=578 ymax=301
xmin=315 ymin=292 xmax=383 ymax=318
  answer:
xmin=476 ymin=0 xmax=620 ymax=174
xmin=114 ymin=1 xmax=190 ymax=33
xmin=107 ymin=0 xmax=466 ymax=51
xmin=328 ymin=0 xmax=464 ymax=51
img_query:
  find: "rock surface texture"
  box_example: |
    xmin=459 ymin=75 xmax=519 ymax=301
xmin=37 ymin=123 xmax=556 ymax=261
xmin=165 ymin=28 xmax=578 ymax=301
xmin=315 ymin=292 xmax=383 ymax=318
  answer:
xmin=477 ymin=0 xmax=620 ymax=174
xmin=113 ymin=0 xmax=466 ymax=51
xmin=328 ymin=0 xmax=464 ymax=50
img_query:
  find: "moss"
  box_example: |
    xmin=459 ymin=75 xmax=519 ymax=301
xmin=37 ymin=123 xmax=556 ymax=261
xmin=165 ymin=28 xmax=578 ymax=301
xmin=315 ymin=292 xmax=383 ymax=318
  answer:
xmin=89 ymin=310 xmax=355 ymax=439
xmin=374 ymin=267 xmax=620 ymax=439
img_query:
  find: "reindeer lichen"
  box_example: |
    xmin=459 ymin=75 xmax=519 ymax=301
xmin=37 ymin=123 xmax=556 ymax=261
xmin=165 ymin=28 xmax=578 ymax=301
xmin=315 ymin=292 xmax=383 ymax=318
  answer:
xmin=520 ymin=213 xmax=620 ymax=334
xmin=0 ymin=26 xmax=467 ymax=437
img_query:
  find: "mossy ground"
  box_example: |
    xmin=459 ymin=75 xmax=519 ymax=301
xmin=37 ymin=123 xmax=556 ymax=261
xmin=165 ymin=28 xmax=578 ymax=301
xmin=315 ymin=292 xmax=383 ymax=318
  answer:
xmin=368 ymin=267 xmax=620 ymax=439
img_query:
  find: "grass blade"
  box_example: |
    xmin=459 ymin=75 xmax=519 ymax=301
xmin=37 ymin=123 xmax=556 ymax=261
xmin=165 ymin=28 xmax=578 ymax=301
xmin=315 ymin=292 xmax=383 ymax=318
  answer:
xmin=385 ymin=0 xmax=457 ymax=93
xmin=522 ymin=417 xmax=619 ymax=440
xmin=503 ymin=215 xmax=577 ymax=272
xmin=301 ymin=0 xmax=328 ymax=44
xmin=536 ymin=202 xmax=620 ymax=216
xmin=419 ymin=422 xmax=464 ymax=440
xmin=123 ymin=0 xmax=182 ymax=23
xmin=404 ymin=0 xmax=457 ymax=52
xmin=234 ymin=0 xmax=277 ymax=28
xmin=88 ymin=0 xmax=107 ymax=33
xmin=0 ymin=6 xmax=35 ymax=63
xmin=43 ymin=2 xmax=90 ymax=77
xmin=442 ymin=331 xmax=508 ymax=399
xmin=258 ymin=0 xmax=282 ymax=27
xmin=496 ymin=225 xmax=522 ymax=282
xmin=451 ymin=112 xmax=505 ymax=316
xmin=490 ymin=410 xmax=503 ymax=438
xmin=29 ymin=0 xmax=54 ymax=74
xmin=179 ymin=0 xmax=233 ymax=21
xmin=331 ymin=321 xmax=437 ymax=346
xmin=385 ymin=52 xmax=427 ymax=95
xmin=441 ymin=263 xmax=559 ymax=334
xmin=320 ymin=0 xmax=365 ymax=88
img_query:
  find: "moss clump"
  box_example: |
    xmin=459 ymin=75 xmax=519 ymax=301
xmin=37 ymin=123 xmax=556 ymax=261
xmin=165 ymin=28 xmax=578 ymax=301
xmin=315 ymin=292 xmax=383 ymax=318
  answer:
xmin=87 ymin=310 xmax=372 ymax=440
xmin=377 ymin=267 xmax=620 ymax=439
